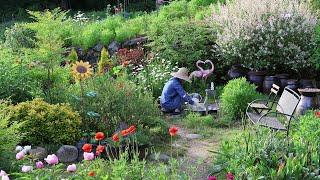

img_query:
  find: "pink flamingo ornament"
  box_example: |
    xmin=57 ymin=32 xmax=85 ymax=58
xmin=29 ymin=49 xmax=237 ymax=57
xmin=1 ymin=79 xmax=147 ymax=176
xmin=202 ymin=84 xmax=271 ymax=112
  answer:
xmin=189 ymin=60 xmax=214 ymax=80
xmin=189 ymin=60 xmax=205 ymax=79
xmin=202 ymin=60 xmax=214 ymax=79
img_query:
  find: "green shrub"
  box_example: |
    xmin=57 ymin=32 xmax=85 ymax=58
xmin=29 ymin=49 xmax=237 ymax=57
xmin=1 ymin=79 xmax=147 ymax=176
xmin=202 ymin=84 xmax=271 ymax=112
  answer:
xmin=100 ymin=16 xmax=124 ymax=33
xmin=0 ymin=101 xmax=21 ymax=172
xmin=215 ymin=127 xmax=307 ymax=179
xmin=215 ymin=111 xmax=320 ymax=179
xmin=189 ymin=0 xmax=225 ymax=11
xmin=294 ymin=111 xmax=320 ymax=145
xmin=0 ymin=45 xmax=34 ymax=104
xmin=115 ymin=25 xmax=137 ymax=42
xmin=100 ymin=29 xmax=115 ymax=45
xmin=158 ymin=0 xmax=192 ymax=19
xmin=7 ymin=98 xmax=82 ymax=145
xmin=66 ymin=75 xmax=164 ymax=138
xmin=68 ymin=48 xmax=78 ymax=63
xmin=220 ymin=78 xmax=260 ymax=122
xmin=4 ymin=23 xmax=35 ymax=50
xmin=23 ymin=8 xmax=71 ymax=103
xmin=185 ymin=113 xmax=214 ymax=128
xmin=79 ymin=22 xmax=101 ymax=49
xmin=148 ymin=19 xmax=214 ymax=68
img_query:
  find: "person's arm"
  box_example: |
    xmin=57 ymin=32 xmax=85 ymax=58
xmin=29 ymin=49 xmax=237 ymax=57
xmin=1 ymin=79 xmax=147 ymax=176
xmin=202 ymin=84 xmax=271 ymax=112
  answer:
xmin=173 ymin=81 xmax=194 ymax=105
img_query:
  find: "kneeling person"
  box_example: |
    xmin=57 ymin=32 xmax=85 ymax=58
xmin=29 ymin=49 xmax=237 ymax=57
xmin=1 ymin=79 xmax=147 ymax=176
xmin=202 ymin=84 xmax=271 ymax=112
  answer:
xmin=160 ymin=68 xmax=194 ymax=113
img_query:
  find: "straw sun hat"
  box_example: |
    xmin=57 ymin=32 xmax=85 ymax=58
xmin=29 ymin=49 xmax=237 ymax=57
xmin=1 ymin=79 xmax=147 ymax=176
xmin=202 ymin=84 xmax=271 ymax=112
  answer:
xmin=171 ymin=67 xmax=191 ymax=83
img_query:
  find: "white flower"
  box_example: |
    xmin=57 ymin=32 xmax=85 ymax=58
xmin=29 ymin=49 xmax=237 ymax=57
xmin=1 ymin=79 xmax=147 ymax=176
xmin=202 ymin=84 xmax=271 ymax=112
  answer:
xmin=15 ymin=146 xmax=23 ymax=152
xmin=21 ymin=166 xmax=33 ymax=173
xmin=2 ymin=176 xmax=10 ymax=180
xmin=23 ymin=146 xmax=31 ymax=153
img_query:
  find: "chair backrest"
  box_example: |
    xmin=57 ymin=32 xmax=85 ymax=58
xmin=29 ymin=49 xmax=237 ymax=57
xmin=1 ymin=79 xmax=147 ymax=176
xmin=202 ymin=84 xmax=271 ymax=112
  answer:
xmin=276 ymin=87 xmax=300 ymax=120
xmin=270 ymin=84 xmax=280 ymax=96
xmin=266 ymin=84 xmax=280 ymax=106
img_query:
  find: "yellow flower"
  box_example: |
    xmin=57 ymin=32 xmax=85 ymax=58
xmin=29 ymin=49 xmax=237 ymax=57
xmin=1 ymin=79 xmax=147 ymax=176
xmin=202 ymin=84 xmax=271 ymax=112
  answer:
xmin=71 ymin=61 xmax=93 ymax=81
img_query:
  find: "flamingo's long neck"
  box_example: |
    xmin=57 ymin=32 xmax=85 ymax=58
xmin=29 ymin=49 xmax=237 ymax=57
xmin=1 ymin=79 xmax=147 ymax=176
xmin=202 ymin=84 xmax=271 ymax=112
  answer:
xmin=207 ymin=60 xmax=214 ymax=71
xmin=196 ymin=60 xmax=204 ymax=71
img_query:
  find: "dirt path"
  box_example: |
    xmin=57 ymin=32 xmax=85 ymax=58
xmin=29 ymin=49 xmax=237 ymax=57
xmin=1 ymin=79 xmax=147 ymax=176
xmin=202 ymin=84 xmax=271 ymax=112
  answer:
xmin=172 ymin=124 xmax=219 ymax=180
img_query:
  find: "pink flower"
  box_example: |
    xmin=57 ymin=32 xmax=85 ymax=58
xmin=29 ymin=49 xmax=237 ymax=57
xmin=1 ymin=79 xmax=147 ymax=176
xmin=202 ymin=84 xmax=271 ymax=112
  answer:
xmin=226 ymin=172 xmax=234 ymax=180
xmin=83 ymin=152 xmax=94 ymax=161
xmin=0 ymin=170 xmax=7 ymax=176
xmin=36 ymin=161 xmax=44 ymax=169
xmin=45 ymin=154 xmax=59 ymax=165
xmin=67 ymin=164 xmax=77 ymax=172
xmin=2 ymin=175 xmax=10 ymax=180
xmin=15 ymin=151 xmax=25 ymax=160
xmin=21 ymin=165 xmax=33 ymax=173
xmin=208 ymin=175 xmax=217 ymax=180
xmin=157 ymin=0 xmax=164 ymax=4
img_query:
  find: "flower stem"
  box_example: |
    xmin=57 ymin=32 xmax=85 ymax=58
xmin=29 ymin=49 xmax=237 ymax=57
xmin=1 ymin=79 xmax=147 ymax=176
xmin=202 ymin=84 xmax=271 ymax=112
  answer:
xmin=170 ymin=136 xmax=173 ymax=158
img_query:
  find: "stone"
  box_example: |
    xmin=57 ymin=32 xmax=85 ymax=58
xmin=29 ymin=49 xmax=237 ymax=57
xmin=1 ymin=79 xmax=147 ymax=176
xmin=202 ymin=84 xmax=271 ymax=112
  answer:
xmin=56 ymin=145 xmax=78 ymax=163
xmin=76 ymin=47 xmax=86 ymax=60
xmin=93 ymin=43 xmax=104 ymax=52
xmin=186 ymin=134 xmax=202 ymax=140
xmin=172 ymin=143 xmax=182 ymax=148
xmin=148 ymin=153 xmax=170 ymax=163
xmin=108 ymin=41 xmax=120 ymax=56
xmin=122 ymin=36 xmax=148 ymax=48
xmin=29 ymin=147 xmax=48 ymax=160
xmin=85 ymin=49 xmax=99 ymax=65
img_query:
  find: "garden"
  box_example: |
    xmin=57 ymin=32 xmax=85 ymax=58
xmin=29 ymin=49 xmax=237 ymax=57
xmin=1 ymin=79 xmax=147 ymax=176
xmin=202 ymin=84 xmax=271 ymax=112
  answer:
xmin=1 ymin=0 xmax=320 ymax=179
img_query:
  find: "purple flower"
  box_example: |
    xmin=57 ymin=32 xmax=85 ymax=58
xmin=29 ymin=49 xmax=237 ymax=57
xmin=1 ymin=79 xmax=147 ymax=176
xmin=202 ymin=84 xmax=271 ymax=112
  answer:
xmin=157 ymin=0 xmax=164 ymax=4
xmin=83 ymin=152 xmax=94 ymax=161
xmin=45 ymin=154 xmax=59 ymax=165
xmin=208 ymin=176 xmax=217 ymax=180
xmin=36 ymin=161 xmax=44 ymax=169
xmin=15 ymin=151 xmax=25 ymax=160
xmin=0 ymin=170 xmax=7 ymax=176
xmin=67 ymin=164 xmax=77 ymax=172
xmin=226 ymin=172 xmax=234 ymax=180
xmin=2 ymin=175 xmax=10 ymax=180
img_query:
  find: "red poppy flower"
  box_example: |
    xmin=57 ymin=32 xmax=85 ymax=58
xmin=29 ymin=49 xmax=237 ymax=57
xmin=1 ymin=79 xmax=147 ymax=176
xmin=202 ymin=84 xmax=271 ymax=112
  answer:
xmin=169 ymin=126 xmax=178 ymax=136
xmin=96 ymin=145 xmax=105 ymax=153
xmin=95 ymin=132 xmax=105 ymax=141
xmin=112 ymin=133 xmax=119 ymax=142
xmin=88 ymin=171 xmax=95 ymax=177
xmin=226 ymin=172 xmax=234 ymax=180
xmin=82 ymin=144 xmax=92 ymax=153
xmin=128 ymin=125 xmax=136 ymax=134
xmin=315 ymin=111 xmax=320 ymax=118
xmin=121 ymin=129 xmax=130 ymax=137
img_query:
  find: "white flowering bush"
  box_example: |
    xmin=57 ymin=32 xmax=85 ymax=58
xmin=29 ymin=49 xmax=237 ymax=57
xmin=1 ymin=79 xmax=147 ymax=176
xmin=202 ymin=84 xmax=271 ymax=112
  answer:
xmin=209 ymin=0 xmax=317 ymax=75
xmin=131 ymin=54 xmax=178 ymax=98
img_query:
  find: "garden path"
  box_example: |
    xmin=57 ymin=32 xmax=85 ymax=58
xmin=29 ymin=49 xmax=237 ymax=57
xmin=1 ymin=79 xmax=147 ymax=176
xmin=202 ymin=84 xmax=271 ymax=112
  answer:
xmin=163 ymin=115 xmax=241 ymax=179
xmin=168 ymin=122 xmax=220 ymax=180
